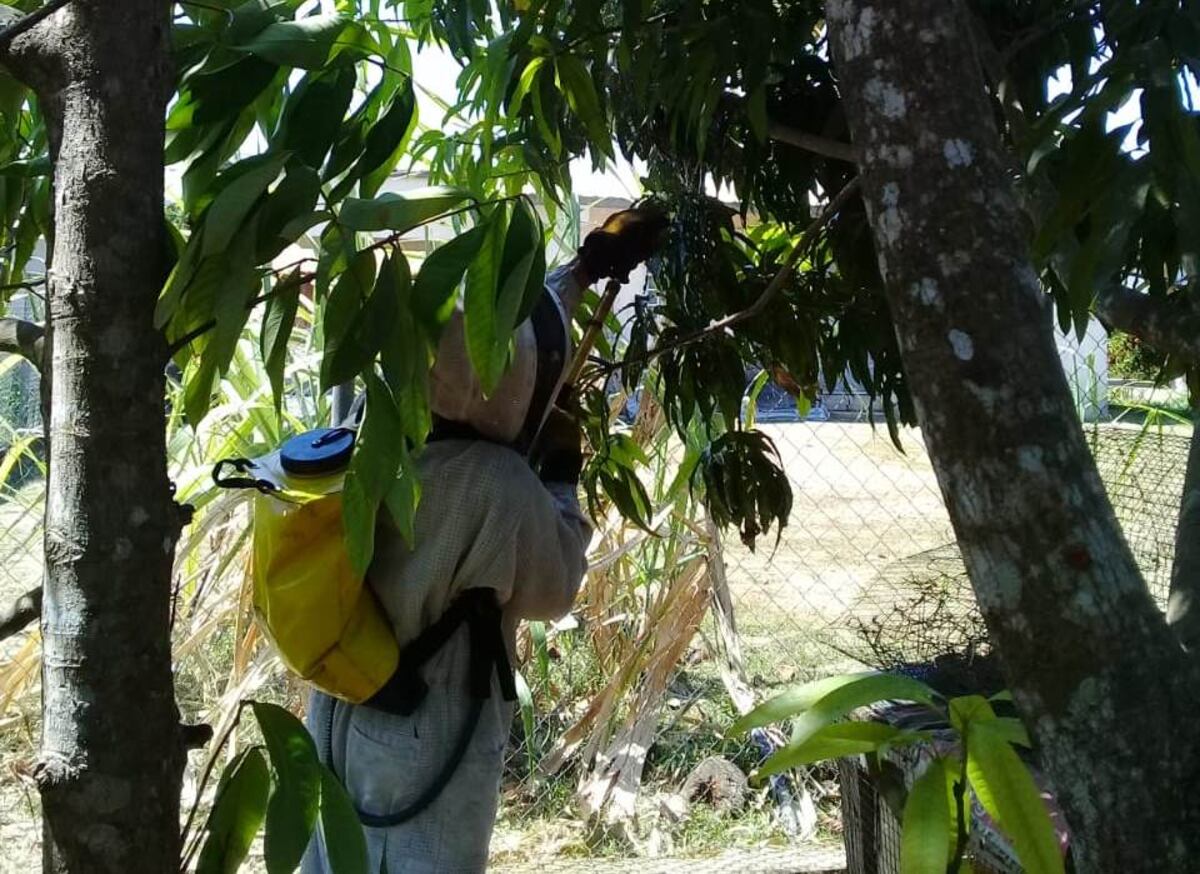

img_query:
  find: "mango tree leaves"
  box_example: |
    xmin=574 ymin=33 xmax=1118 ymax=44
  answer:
xmin=339 ymin=186 xmax=471 ymax=232
xmin=966 ymin=721 xmax=1065 ymax=874
xmin=320 ymin=248 xmax=385 ymax=391
xmin=463 ymin=205 xmax=509 ymax=394
xmin=752 ymin=722 xmax=919 ymax=777
xmin=900 ymin=758 xmax=953 ymax=874
xmin=411 ymin=223 xmax=488 ymax=333
xmin=318 ymin=766 xmax=369 ymax=874
xmin=236 ymin=14 xmax=354 ymax=70
xmin=261 ymin=271 xmax=304 ymax=413
xmin=729 ymin=671 xmax=940 ymax=738
xmin=694 ymin=429 xmax=793 ymax=551
xmin=196 ymin=747 xmax=271 ymax=874
xmin=277 ymin=64 xmax=358 ymax=169
xmin=554 ymin=55 xmax=613 ymax=162
xmin=459 ymin=197 xmax=548 ymax=394
xmin=357 ymin=77 xmax=419 ymax=197
xmin=379 ymin=255 xmax=433 ymax=446
xmin=203 ymin=151 xmax=291 ymax=256
xmin=342 ymin=371 xmax=407 ymax=575
xmin=251 ymin=703 xmax=322 ymax=874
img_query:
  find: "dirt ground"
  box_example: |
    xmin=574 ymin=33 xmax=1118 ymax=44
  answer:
xmin=0 ymin=422 xmax=956 ymax=869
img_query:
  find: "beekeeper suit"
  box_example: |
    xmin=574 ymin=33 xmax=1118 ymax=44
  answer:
xmin=302 ymin=206 xmax=667 ymax=874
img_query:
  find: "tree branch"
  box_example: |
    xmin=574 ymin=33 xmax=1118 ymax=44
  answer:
xmin=766 ymin=120 xmax=859 ymax=164
xmin=718 ymin=91 xmax=858 ymax=163
xmin=0 ymin=0 xmax=71 ymax=49
xmin=1095 ymin=285 xmax=1200 ymax=364
xmin=594 ymin=177 xmax=860 ymax=377
xmin=0 ymin=586 xmax=41 ymax=642
xmin=0 ymin=316 xmax=44 ymax=370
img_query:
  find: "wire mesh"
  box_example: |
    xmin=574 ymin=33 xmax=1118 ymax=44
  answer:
xmin=495 ymin=410 xmax=1191 ymax=868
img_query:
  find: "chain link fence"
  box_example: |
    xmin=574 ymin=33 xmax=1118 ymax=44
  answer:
xmin=492 ymin=367 xmax=1193 ymax=871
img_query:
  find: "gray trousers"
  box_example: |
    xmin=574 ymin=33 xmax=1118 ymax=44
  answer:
xmin=301 ymin=625 xmax=514 ymax=874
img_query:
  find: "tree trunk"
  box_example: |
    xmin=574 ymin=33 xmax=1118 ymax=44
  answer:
xmin=5 ymin=3 xmax=183 ymax=872
xmin=1168 ymin=400 xmax=1200 ymax=648
xmin=827 ymin=1 xmax=1200 ymax=869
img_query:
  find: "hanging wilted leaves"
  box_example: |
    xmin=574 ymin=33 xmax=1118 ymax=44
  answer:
xmin=694 ymin=430 xmax=792 ymax=550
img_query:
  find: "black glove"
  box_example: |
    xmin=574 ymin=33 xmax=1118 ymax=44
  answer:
xmin=578 ymin=205 xmax=670 ymax=284
xmin=533 ymin=408 xmax=585 ymax=484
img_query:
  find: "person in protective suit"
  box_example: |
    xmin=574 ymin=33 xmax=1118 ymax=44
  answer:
xmin=302 ymin=205 xmax=668 ymax=874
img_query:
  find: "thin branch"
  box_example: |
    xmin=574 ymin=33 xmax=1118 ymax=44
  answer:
xmin=0 ymin=587 xmax=41 ymax=642
xmin=719 ymin=91 xmax=858 ymax=163
xmin=1095 ymin=285 xmax=1200 ymax=365
xmin=179 ymin=701 xmax=250 ymax=872
xmin=0 ymin=277 xmax=45 ymax=293
xmin=167 ymin=283 xmax=305 ymax=357
xmin=999 ymin=0 xmax=1100 ymax=65
xmin=767 ymin=120 xmax=859 ymax=164
xmin=0 ymin=316 xmax=44 ymax=370
xmin=0 ymin=0 xmax=71 ymax=49
xmin=595 ymin=177 xmax=860 ymax=377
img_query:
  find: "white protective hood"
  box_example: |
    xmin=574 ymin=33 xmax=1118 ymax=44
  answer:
xmin=428 ymin=264 xmax=585 ymax=444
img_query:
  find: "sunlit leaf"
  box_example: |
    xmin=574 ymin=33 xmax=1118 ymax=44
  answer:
xmin=252 ymin=703 xmax=322 ymax=874
xmin=196 ymin=747 xmax=271 ymax=874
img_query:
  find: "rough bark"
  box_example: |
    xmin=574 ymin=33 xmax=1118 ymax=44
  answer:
xmin=827 ymin=1 xmax=1200 ymax=869
xmin=4 ymin=2 xmax=184 ymax=872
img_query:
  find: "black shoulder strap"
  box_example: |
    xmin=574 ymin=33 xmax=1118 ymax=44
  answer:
xmin=335 ymin=589 xmax=516 ymax=829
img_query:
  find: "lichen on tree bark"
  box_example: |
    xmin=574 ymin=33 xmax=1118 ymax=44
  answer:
xmin=828 ymin=0 xmax=1200 ymax=869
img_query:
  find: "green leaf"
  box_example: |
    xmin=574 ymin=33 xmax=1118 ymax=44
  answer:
xmin=747 ymin=85 xmax=768 ymax=143
xmin=279 ymin=64 xmax=358 ymax=169
xmin=501 ymin=199 xmax=545 ymax=326
xmin=530 ymin=78 xmax=562 ymax=159
xmin=256 ymin=161 xmax=322 ymax=261
xmin=261 ymin=271 xmax=303 ymax=414
xmin=252 ymin=703 xmax=322 ymax=874
xmin=323 ymin=252 xmax=401 ymax=390
xmin=508 ymin=57 xmax=546 ymax=116
xmin=900 ymin=758 xmax=951 ymax=874
xmin=383 ymin=446 xmax=422 ymax=547
xmin=463 ymin=209 xmax=507 ymax=394
xmin=967 ymin=721 xmax=1064 ymax=874
xmin=554 ymin=55 xmax=613 ymax=160
xmin=528 ymin=621 xmax=550 ymax=689
xmin=239 ymin=14 xmax=349 ymax=69
xmin=514 ymin=670 xmax=537 ymax=778
xmin=318 ymin=765 xmax=369 ymax=874
xmin=321 ymin=249 xmax=381 ymax=391
xmin=379 ymin=256 xmax=432 ymax=445
xmin=756 ymin=722 xmax=913 ymax=777
xmin=948 ymin=694 xmax=996 ymax=735
xmin=411 ymin=224 xmax=488 ymax=333
xmin=357 ymin=78 xmax=418 ymax=197
xmin=339 ymin=186 xmax=471 ymax=232
xmin=196 ymin=747 xmax=271 ymax=874
xmin=990 ymin=718 xmax=1032 ymax=748
xmin=342 ymin=372 xmax=405 ymax=575
xmin=730 ymin=672 xmax=939 ymax=738
xmin=203 ymin=152 xmax=290 ymax=256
